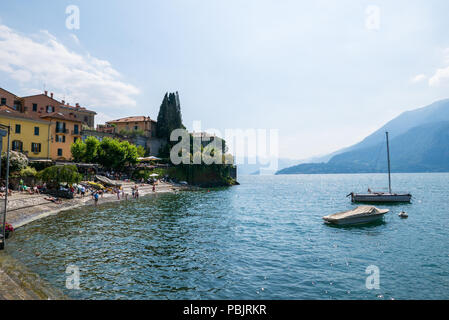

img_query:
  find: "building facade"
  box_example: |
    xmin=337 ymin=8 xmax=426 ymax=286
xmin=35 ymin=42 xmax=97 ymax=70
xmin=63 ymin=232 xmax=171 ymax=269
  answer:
xmin=104 ymin=116 xmax=157 ymax=137
xmin=0 ymin=88 xmax=24 ymax=111
xmin=41 ymin=112 xmax=83 ymax=161
xmin=21 ymin=91 xmax=96 ymax=128
xmin=81 ymin=128 xmax=115 ymax=142
xmin=0 ymin=106 xmax=51 ymax=159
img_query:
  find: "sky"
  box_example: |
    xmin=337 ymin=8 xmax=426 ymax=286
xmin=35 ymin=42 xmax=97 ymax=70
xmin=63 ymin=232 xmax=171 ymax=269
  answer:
xmin=1 ymin=0 xmax=449 ymax=160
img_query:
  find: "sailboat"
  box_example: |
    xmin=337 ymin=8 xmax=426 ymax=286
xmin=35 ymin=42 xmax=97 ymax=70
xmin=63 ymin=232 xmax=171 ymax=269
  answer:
xmin=348 ymin=132 xmax=412 ymax=203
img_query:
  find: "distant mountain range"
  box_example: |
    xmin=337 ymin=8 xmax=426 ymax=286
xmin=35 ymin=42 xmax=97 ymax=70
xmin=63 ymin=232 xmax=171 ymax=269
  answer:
xmin=277 ymin=98 xmax=449 ymax=175
xmin=237 ymin=158 xmax=300 ymax=175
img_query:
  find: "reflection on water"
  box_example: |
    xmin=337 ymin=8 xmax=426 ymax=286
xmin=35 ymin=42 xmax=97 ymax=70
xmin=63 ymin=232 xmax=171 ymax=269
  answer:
xmin=6 ymin=173 xmax=449 ymax=299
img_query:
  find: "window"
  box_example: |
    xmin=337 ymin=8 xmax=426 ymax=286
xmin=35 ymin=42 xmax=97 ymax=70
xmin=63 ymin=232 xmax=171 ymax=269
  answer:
xmin=84 ymin=116 xmax=88 ymax=122
xmin=15 ymin=124 xmax=21 ymax=134
xmin=74 ymin=137 xmax=78 ymax=143
xmin=0 ymin=98 xmax=6 ymax=105
xmin=74 ymin=124 xmax=79 ymax=134
xmin=34 ymin=127 xmax=39 ymax=136
xmin=46 ymin=105 xmax=54 ymax=113
xmin=56 ymin=121 xmax=66 ymax=133
xmin=12 ymin=140 xmax=23 ymax=151
xmin=32 ymin=103 xmax=37 ymax=112
xmin=31 ymin=143 xmax=41 ymax=153
xmin=57 ymin=149 xmax=63 ymax=157
xmin=56 ymin=135 xmax=65 ymax=143
xmin=134 ymin=126 xmax=138 ymax=130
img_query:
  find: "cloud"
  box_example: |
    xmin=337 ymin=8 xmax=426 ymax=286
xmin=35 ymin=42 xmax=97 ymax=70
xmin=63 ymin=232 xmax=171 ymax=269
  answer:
xmin=0 ymin=24 xmax=139 ymax=114
xmin=411 ymin=74 xmax=427 ymax=83
xmin=428 ymin=48 xmax=449 ymax=87
xmin=429 ymin=66 xmax=449 ymax=87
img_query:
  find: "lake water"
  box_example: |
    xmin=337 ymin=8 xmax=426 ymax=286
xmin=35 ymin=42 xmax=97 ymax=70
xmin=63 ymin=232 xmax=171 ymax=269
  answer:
xmin=5 ymin=173 xmax=449 ymax=299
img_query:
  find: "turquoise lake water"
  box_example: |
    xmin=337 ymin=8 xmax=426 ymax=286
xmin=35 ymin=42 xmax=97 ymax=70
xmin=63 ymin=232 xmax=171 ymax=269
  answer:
xmin=5 ymin=173 xmax=449 ymax=299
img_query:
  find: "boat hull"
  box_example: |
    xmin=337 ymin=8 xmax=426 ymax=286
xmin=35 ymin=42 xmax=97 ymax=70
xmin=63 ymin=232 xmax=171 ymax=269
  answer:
xmin=323 ymin=206 xmax=389 ymax=226
xmin=324 ymin=213 xmax=386 ymax=226
xmin=351 ymin=193 xmax=411 ymax=203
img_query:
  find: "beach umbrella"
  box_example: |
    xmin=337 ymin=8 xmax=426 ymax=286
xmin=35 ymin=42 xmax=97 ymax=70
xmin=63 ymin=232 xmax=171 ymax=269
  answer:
xmin=138 ymin=156 xmax=162 ymax=162
xmin=149 ymin=173 xmax=159 ymax=177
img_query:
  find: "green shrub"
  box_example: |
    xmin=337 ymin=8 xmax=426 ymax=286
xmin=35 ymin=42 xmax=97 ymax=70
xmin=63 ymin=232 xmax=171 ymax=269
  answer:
xmin=1 ymin=151 xmax=28 ymax=177
xmin=37 ymin=165 xmax=82 ymax=188
xmin=19 ymin=166 xmax=37 ymax=177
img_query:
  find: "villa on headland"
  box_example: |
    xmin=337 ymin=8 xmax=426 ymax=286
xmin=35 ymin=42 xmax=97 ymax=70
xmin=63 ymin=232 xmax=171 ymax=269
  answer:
xmin=0 ymin=87 xmax=164 ymax=160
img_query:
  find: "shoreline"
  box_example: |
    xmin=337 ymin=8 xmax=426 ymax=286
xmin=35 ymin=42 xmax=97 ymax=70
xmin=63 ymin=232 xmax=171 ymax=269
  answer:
xmin=0 ymin=180 xmax=188 ymax=300
xmin=7 ymin=181 xmax=187 ymax=230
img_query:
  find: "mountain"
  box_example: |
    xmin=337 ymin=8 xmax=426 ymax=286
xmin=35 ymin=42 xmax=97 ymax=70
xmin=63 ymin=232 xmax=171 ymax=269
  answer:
xmin=277 ymin=99 xmax=449 ymax=174
xmin=237 ymin=158 xmax=300 ymax=175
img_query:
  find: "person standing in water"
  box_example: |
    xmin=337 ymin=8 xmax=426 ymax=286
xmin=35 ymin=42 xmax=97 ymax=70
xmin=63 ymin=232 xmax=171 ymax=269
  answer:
xmin=93 ymin=192 xmax=99 ymax=206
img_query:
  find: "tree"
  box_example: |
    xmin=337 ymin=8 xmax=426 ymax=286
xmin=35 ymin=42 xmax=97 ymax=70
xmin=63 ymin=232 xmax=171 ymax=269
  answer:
xmin=38 ymin=165 xmax=82 ymax=188
xmin=121 ymin=140 xmax=139 ymax=166
xmin=156 ymin=92 xmax=184 ymax=141
xmin=136 ymin=145 xmax=146 ymax=158
xmin=71 ymin=140 xmax=86 ymax=163
xmin=97 ymin=138 xmax=125 ymax=169
xmin=85 ymin=136 xmax=100 ymax=163
xmin=71 ymin=137 xmax=141 ymax=169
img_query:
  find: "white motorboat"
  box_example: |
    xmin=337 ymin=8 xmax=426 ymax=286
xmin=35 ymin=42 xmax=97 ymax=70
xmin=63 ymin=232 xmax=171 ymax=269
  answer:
xmin=349 ymin=132 xmax=412 ymax=203
xmin=323 ymin=206 xmax=389 ymax=226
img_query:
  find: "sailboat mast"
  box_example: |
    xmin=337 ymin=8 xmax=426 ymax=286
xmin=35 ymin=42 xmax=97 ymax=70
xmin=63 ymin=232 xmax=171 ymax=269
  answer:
xmin=386 ymin=131 xmax=392 ymax=194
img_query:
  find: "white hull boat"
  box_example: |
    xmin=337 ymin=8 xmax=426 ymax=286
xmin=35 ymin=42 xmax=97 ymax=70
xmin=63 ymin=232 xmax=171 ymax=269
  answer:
xmin=349 ymin=192 xmax=411 ymax=203
xmin=349 ymin=132 xmax=412 ymax=204
xmin=323 ymin=206 xmax=389 ymax=226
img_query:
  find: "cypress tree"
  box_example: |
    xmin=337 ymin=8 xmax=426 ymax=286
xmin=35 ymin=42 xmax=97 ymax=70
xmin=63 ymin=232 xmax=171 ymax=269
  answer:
xmin=156 ymin=92 xmax=184 ymax=141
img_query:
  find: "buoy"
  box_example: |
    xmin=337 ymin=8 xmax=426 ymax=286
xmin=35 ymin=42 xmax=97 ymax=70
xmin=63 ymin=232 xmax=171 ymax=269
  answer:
xmin=398 ymin=211 xmax=408 ymax=218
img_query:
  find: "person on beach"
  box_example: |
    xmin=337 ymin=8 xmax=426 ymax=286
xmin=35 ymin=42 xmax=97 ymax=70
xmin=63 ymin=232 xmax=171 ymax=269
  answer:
xmin=116 ymin=188 xmax=120 ymax=200
xmin=131 ymin=186 xmax=135 ymax=198
xmin=45 ymin=197 xmax=62 ymax=204
xmin=135 ymin=189 xmax=139 ymax=199
xmin=81 ymin=186 xmax=86 ymax=197
xmin=19 ymin=179 xmax=24 ymax=192
xmin=93 ymin=192 xmax=99 ymax=206
xmin=152 ymin=184 xmax=156 ymax=192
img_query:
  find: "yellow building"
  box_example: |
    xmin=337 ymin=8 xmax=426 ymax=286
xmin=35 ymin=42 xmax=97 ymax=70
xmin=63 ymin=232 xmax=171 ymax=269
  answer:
xmin=105 ymin=116 xmax=156 ymax=137
xmin=0 ymin=106 xmax=51 ymax=159
xmin=41 ymin=112 xmax=82 ymax=161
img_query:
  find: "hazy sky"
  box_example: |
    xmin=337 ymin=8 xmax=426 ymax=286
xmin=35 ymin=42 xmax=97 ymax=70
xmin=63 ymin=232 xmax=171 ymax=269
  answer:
xmin=1 ymin=0 xmax=449 ymax=159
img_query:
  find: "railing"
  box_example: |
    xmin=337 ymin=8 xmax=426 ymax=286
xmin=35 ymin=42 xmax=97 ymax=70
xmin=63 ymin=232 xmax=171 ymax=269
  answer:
xmin=56 ymin=128 xmax=68 ymax=133
xmin=72 ymin=130 xmax=80 ymax=135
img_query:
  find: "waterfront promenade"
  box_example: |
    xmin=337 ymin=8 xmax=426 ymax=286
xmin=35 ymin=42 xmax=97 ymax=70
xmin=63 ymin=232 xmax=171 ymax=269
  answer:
xmin=0 ymin=181 xmax=186 ymax=300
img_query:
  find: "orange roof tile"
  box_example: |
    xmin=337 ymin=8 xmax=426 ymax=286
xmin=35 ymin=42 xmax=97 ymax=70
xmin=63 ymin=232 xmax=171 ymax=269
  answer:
xmin=107 ymin=116 xmax=156 ymax=123
xmin=40 ymin=112 xmax=82 ymax=122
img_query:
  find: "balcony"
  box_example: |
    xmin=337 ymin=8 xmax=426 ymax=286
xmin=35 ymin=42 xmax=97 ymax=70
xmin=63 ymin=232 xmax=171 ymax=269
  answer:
xmin=72 ymin=130 xmax=81 ymax=135
xmin=56 ymin=128 xmax=68 ymax=133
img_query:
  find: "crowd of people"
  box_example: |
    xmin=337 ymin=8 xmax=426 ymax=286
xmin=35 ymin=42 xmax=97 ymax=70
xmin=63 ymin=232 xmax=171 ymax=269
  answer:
xmin=0 ymin=172 xmax=163 ymax=207
xmin=0 ymin=179 xmax=47 ymax=197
